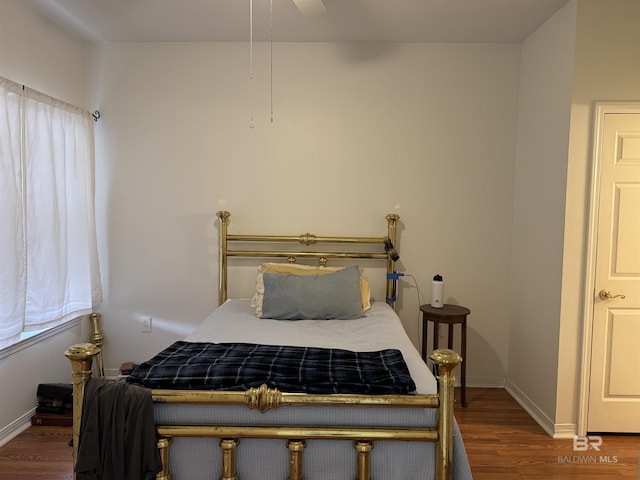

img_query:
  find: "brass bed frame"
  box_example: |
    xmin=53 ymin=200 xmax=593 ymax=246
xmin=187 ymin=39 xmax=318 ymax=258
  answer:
xmin=65 ymin=211 xmax=461 ymax=480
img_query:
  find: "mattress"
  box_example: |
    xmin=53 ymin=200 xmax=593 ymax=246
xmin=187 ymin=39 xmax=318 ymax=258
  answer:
xmin=153 ymin=299 xmax=473 ymax=479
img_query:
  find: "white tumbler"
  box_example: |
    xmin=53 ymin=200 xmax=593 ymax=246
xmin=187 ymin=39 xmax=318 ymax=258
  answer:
xmin=431 ymin=274 xmax=444 ymax=308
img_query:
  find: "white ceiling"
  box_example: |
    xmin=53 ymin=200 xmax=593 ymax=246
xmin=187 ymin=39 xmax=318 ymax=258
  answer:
xmin=27 ymin=0 xmax=570 ymax=44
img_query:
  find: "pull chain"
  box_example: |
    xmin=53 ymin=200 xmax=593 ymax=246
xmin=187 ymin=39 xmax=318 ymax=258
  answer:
xmin=270 ymin=0 xmax=274 ymax=123
xmin=249 ymin=0 xmax=255 ymax=129
xmin=249 ymin=0 xmax=274 ymax=127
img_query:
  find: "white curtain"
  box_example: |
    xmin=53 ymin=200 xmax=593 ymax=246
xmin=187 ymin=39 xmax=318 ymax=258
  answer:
xmin=0 ymin=77 xmax=102 ymax=349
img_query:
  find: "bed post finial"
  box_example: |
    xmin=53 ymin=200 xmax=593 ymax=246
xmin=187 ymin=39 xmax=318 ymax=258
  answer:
xmin=217 ymin=210 xmax=231 ymax=223
xmin=386 ymin=213 xmax=399 ymax=227
xmin=217 ymin=211 xmax=231 ymax=305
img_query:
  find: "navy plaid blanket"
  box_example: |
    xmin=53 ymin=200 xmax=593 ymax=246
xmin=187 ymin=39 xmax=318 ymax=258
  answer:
xmin=126 ymin=341 xmax=416 ymax=394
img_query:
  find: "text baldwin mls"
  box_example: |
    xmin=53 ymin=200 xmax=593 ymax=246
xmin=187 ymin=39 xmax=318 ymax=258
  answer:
xmin=558 ymin=455 xmax=618 ymax=464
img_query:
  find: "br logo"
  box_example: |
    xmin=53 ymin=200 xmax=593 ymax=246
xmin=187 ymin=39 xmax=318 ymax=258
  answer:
xmin=573 ymin=435 xmax=603 ymax=452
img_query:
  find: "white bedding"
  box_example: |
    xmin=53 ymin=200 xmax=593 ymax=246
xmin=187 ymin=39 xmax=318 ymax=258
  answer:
xmin=185 ymin=299 xmax=437 ymax=394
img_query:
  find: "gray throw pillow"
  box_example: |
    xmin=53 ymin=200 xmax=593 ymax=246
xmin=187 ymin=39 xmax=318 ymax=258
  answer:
xmin=261 ymin=265 xmax=364 ymax=320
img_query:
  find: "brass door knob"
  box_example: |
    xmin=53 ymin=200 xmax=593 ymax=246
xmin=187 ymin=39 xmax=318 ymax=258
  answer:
xmin=599 ymin=289 xmax=626 ymax=300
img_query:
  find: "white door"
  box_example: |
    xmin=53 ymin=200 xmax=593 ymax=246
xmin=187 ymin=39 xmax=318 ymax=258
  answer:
xmin=587 ymin=107 xmax=640 ymax=433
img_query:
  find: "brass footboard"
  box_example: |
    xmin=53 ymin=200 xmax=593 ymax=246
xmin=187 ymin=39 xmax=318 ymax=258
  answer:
xmin=65 ymin=346 xmax=460 ymax=480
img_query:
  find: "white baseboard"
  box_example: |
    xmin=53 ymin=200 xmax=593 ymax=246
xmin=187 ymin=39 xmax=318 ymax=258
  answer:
xmin=467 ymin=376 xmax=506 ymax=388
xmin=0 ymin=408 xmax=35 ymax=448
xmin=504 ymin=380 xmax=579 ymax=438
xmin=553 ymin=423 xmax=578 ymax=438
xmin=505 ymin=379 xmax=555 ymax=437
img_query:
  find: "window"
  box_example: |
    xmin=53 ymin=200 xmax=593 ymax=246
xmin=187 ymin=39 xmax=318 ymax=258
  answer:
xmin=0 ymin=76 xmax=102 ymax=350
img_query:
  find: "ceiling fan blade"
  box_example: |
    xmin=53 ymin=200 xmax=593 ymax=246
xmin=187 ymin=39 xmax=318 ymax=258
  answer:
xmin=292 ymin=0 xmax=327 ymax=16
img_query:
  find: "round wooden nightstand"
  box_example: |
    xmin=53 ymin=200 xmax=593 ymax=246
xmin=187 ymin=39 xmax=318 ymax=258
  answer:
xmin=420 ymin=304 xmax=470 ymax=407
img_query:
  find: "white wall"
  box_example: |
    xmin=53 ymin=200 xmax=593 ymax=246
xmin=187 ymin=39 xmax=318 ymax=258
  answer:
xmin=507 ymin=0 xmax=640 ymax=436
xmin=0 ymin=0 xmax=86 ymax=106
xmin=557 ymin=0 xmax=640 ymax=432
xmin=0 ymin=0 xmax=90 ymax=441
xmin=87 ymin=41 xmax=520 ymax=386
xmin=507 ymin=2 xmax=576 ymax=434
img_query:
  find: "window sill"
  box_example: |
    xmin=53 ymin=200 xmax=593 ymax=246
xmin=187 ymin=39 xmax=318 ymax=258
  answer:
xmin=0 ymin=317 xmax=82 ymax=360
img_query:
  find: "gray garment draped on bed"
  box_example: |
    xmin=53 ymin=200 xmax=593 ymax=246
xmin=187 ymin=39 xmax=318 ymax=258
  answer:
xmin=76 ymin=377 xmax=162 ymax=480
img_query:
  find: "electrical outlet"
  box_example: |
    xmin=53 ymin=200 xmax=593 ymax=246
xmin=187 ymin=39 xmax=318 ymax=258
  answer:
xmin=141 ymin=316 xmax=152 ymax=333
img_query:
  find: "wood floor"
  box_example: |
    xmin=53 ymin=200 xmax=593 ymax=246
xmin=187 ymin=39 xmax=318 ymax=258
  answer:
xmin=0 ymin=388 xmax=638 ymax=479
xmin=0 ymin=423 xmax=73 ymax=479
xmin=455 ymin=388 xmax=640 ymax=479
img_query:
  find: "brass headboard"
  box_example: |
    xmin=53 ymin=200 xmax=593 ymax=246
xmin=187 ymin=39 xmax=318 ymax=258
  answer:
xmin=216 ymin=211 xmax=400 ymax=308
